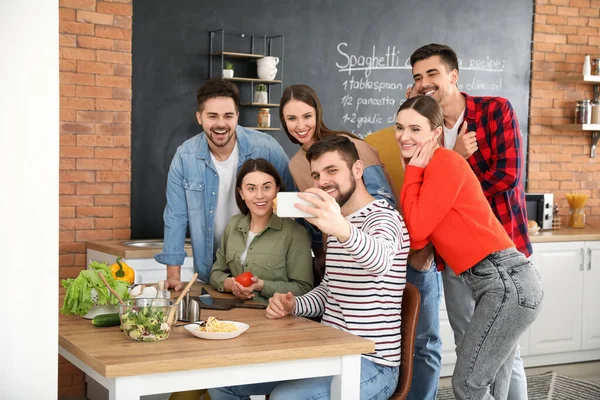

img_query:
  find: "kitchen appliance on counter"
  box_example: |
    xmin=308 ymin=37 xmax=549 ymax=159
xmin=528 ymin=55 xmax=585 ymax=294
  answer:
xmin=525 ymin=193 xmax=554 ymax=230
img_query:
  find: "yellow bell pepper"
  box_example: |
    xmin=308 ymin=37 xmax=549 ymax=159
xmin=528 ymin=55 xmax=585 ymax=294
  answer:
xmin=110 ymin=256 xmax=135 ymax=285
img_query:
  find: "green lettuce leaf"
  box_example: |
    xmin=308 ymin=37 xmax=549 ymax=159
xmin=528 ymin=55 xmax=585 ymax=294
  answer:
xmin=60 ymin=261 xmax=131 ymax=316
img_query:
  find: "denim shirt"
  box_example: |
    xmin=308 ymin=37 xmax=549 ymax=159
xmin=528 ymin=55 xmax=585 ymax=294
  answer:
xmin=154 ymin=126 xmax=294 ymax=282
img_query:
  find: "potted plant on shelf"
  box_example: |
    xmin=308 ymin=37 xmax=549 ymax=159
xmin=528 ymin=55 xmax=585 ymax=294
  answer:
xmin=254 ymin=84 xmax=268 ymax=104
xmin=223 ymin=62 xmax=234 ymax=78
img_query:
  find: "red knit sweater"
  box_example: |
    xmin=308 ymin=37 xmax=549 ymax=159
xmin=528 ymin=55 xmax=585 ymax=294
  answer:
xmin=400 ymin=148 xmax=514 ymax=275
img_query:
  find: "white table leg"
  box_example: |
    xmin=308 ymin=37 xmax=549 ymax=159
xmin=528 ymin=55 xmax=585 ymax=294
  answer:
xmin=108 ymin=375 xmax=142 ymax=400
xmin=330 ymin=354 xmax=361 ymax=400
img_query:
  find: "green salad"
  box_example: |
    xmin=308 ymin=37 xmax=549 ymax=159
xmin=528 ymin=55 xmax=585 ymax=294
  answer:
xmin=120 ymin=305 xmax=171 ymax=342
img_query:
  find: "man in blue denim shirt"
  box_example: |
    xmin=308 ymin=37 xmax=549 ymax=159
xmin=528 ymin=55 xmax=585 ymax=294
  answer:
xmin=155 ymin=78 xmax=294 ymax=289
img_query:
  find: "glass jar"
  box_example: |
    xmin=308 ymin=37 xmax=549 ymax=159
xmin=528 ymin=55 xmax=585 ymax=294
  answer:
xmin=568 ymin=208 xmax=585 ymax=229
xmin=591 ymin=100 xmax=600 ymax=124
xmin=575 ymin=100 xmax=591 ymax=124
xmin=257 ymin=108 xmax=270 ymax=128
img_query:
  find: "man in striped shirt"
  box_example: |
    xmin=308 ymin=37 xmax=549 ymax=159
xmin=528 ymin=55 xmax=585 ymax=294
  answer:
xmin=209 ymin=135 xmax=409 ymax=400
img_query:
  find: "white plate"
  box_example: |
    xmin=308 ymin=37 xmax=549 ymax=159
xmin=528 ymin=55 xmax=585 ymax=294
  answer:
xmin=183 ymin=321 xmax=249 ymax=340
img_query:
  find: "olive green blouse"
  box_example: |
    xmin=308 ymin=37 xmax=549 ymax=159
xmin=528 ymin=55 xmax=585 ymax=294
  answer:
xmin=209 ymin=213 xmax=314 ymax=303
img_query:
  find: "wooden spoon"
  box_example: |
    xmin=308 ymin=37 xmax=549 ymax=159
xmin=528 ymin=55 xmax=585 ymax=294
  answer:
xmin=167 ymin=273 xmax=198 ymax=326
xmin=98 ymin=272 xmax=125 ymax=306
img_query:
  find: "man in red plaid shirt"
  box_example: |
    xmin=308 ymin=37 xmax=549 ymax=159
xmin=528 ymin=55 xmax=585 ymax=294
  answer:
xmin=406 ymin=43 xmax=531 ymax=400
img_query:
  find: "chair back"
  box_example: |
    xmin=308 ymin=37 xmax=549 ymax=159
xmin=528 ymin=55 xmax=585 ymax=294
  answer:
xmin=390 ymin=282 xmax=421 ymax=400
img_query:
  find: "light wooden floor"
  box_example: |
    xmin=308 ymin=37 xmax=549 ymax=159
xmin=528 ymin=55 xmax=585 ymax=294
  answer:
xmin=439 ymin=360 xmax=600 ymax=387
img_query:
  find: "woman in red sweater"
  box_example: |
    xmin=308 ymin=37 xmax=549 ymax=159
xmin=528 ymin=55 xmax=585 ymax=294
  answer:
xmin=397 ymin=96 xmax=543 ymax=400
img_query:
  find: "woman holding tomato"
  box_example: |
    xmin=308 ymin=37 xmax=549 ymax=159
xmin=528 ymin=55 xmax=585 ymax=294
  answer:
xmin=209 ymin=158 xmax=314 ymax=303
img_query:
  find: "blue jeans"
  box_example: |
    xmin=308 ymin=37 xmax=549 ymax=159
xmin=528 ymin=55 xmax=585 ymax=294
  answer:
xmin=451 ymin=249 xmax=543 ymax=400
xmin=443 ymin=258 xmax=530 ymax=400
xmin=208 ymin=357 xmax=399 ymax=400
xmin=406 ymin=263 xmax=442 ymax=400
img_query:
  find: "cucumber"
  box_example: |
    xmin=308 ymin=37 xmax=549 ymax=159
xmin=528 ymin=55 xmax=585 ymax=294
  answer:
xmin=92 ymin=313 xmax=121 ymax=327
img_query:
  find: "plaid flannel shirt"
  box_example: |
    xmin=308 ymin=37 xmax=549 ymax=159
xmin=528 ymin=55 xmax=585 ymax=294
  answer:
xmin=463 ymin=93 xmax=532 ymax=257
xmin=433 ymin=94 xmax=531 ymax=271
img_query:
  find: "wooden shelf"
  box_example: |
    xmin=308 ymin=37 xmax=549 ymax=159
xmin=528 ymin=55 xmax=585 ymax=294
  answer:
xmin=556 ymin=75 xmax=600 ymax=84
xmin=224 ymin=77 xmax=281 ymax=83
xmin=247 ymin=127 xmax=280 ymax=131
xmin=240 ymin=103 xmax=279 ymax=107
xmin=552 ymin=124 xmax=600 ymax=131
xmin=211 ymin=51 xmax=264 ymax=59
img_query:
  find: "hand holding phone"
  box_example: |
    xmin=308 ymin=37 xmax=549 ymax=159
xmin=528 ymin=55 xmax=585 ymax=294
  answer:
xmin=292 ymin=188 xmax=351 ymax=242
xmin=275 ymin=192 xmax=319 ymax=218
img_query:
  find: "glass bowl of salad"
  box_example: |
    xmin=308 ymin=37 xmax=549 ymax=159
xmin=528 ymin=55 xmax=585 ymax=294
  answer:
xmin=118 ymin=298 xmax=177 ymax=342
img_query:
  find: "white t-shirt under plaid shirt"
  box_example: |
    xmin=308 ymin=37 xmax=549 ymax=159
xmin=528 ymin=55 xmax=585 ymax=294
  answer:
xmin=294 ymin=199 xmax=409 ymax=367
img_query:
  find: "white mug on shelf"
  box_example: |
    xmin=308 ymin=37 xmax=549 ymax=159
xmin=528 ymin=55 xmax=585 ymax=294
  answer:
xmin=257 ymin=56 xmax=279 ymax=67
xmin=256 ymin=56 xmax=279 ymax=80
xmin=257 ymin=66 xmax=277 ymax=80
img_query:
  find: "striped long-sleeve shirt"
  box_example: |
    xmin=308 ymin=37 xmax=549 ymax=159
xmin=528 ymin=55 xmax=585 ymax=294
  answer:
xmin=294 ymin=199 xmax=409 ymax=367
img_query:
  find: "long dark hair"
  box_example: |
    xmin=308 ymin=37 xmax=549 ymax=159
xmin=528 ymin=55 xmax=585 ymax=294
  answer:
xmin=279 ymin=84 xmax=358 ymax=145
xmin=235 ymin=158 xmax=284 ymax=215
xmin=397 ymin=96 xmax=444 ymax=131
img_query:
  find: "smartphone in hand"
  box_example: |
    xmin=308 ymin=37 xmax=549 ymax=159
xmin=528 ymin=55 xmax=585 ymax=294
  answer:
xmin=275 ymin=192 xmax=319 ymax=218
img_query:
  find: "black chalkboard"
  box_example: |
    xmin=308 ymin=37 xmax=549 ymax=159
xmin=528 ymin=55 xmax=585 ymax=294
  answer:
xmin=132 ymin=0 xmax=533 ymax=239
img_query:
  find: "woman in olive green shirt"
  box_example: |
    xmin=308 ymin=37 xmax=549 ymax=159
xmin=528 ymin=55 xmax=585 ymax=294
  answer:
xmin=210 ymin=158 xmax=314 ymax=303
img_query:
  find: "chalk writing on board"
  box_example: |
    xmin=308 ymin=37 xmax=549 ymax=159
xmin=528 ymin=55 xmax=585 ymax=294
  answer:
xmin=335 ymin=42 xmax=506 ymax=136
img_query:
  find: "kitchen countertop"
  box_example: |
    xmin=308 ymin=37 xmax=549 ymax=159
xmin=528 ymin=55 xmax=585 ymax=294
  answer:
xmin=88 ymin=227 xmax=600 ymax=258
xmin=529 ymin=227 xmax=600 ymax=243
xmin=86 ymin=240 xmax=193 ymax=259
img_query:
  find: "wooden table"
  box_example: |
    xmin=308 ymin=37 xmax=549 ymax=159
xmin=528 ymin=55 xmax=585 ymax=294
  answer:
xmin=59 ymin=284 xmax=375 ymax=400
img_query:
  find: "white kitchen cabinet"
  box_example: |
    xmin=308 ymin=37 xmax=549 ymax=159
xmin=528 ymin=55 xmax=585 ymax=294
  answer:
xmin=520 ymin=240 xmax=600 ymax=368
xmin=529 ymin=241 xmax=585 ymax=355
xmin=439 ymin=238 xmax=600 ymax=376
xmin=582 ymin=241 xmax=600 ymax=350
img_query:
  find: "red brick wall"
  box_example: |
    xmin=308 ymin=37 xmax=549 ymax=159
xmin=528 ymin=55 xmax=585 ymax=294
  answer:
xmin=59 ymin=0 xmax=131 ymax=397
xmin=529 ymin=0 xmax=600 ymax=227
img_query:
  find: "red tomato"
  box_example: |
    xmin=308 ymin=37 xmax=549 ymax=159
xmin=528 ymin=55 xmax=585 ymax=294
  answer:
xmin=235 ymin=271 xmax=254 ymax=287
